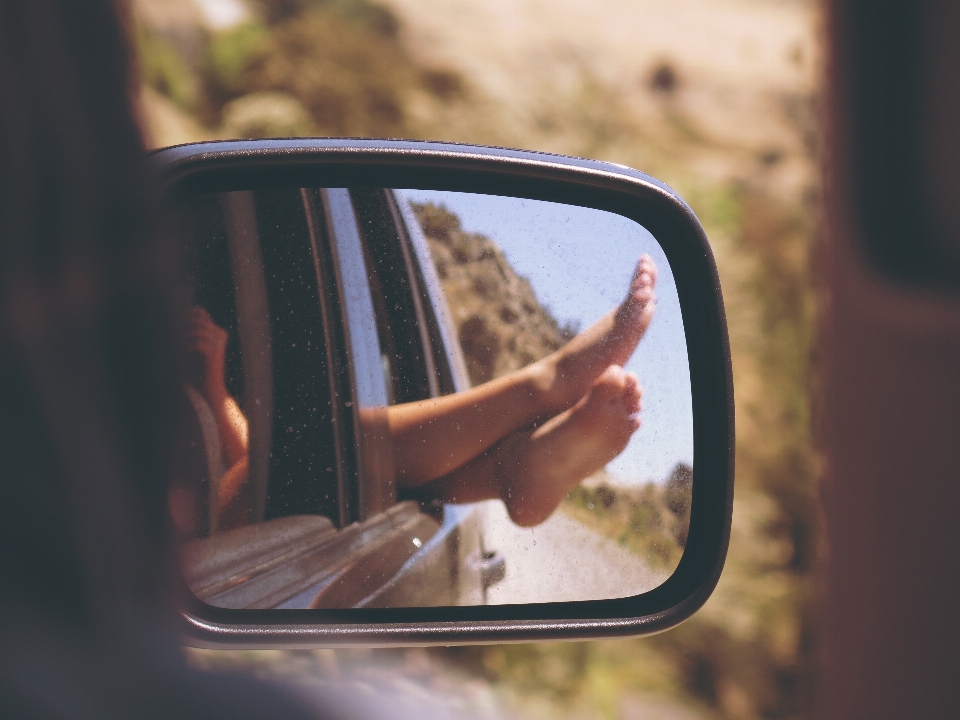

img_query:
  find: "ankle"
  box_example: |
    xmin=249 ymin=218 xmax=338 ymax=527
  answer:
xmin=519 ymin=361 xmax=559 ymax=417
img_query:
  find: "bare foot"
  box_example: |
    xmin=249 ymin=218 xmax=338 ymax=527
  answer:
xmin=618 ymin=253 xmax=659 ymax=330
xmin=499 ymin=365 xmax=643 ymax=527
xmin=386 ymin=257 xmax=655 ymax=489
xmin=527 ymin=255 xmax=656 ymax=418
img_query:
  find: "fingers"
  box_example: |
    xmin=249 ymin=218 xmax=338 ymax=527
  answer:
xmin=185 ymin=327 xmax=226 ymax=350
xmin=189 ymin=306 xmax=211 ymax=321
xmin=186 ymin=323 xmax=227 ymax=346
xmin=185 ymin=332 xmax=224 ymax=357
xmin=185 ymin=307 xmax=228 ymax=367
xmin=186 ymin=307 xmax=227 ymax=343
xmin=187 ymin=306 xmax=219 ymax=334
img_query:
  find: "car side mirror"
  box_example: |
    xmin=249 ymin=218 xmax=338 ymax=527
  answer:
xmin=152 ymin=139 xmax=733 ymax=646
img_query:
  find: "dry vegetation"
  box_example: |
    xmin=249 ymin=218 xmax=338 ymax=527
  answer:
xmin=564 ymin=464 xmax=693 ymax=572
xmin=144 ymin=1 xmax=823 ymax=718
xmin=134 ymin=0 xmax=462 ymax=144
xmin=413 ymin=202 xmax=573 ymax=384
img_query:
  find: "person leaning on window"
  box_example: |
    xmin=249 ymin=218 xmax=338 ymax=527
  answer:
xmin=0 ymin=1 xmax=331 ymax=717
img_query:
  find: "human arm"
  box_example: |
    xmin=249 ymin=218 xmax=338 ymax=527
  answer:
xmin=186 ymin=307 xmax=249 ymax=470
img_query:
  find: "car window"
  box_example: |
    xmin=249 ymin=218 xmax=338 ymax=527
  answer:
xmin=257 ymin=189 xmax=344 ymax=526
xmin=350 ymin=187 xmax=438 ymax=404
xmin=175 ymin=186 xmax=482 ymax=611
xmin=174 ymin=192 xmax=249 ymax=539
xmin=390 ymin=191 xmax=470 ymax=396
xmin=174 ymin=189 xmax=345 ymax=535
xmin=175 ymin=187 xmax=445 ymax=534
xmin=315 ymin=188 xmax=398 ymax=519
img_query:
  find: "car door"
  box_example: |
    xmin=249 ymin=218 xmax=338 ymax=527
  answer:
xmin=176 ymin=185 xmax=488 ymax=609
xmin=340 ymin=187 xmax=491 ymax=608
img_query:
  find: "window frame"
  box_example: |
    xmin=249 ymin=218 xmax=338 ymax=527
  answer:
xmin=317 ymin=187 xmax=396 ymax=521
xmin=300 ymin=188 xmax=359 ymax=528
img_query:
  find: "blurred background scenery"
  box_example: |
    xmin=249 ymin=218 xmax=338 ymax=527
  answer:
xmin=136 ymin=0 xmax=821 ymax=717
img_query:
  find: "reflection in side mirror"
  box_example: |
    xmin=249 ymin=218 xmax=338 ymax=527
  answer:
xmin=170 ymin=186 xmax=693 ymax=609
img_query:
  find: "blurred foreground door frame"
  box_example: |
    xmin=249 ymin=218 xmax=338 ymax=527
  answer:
xmin=818 ymin=3 xmax=960 ymax=718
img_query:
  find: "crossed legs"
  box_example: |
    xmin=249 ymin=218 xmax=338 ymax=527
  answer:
xmin=391 ymin=255 xmax=658 ymax=526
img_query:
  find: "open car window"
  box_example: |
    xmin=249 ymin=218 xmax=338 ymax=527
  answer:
xmin=174 ymin=188 xmax=344 ymax=534
xmin=172 ymin=186 xmax=478 ymax=610
xmin=351 ymin=187 xmax=443 ymax=404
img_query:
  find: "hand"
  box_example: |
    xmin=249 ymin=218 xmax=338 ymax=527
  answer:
xmin=186 ymin=306 xmax=229 ymax=402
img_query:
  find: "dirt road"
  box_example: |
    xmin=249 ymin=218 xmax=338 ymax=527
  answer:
xmin=480 ymin=500 xmax=669 ymax=605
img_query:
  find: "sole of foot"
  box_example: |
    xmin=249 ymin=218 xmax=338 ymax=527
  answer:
xmin=527 ymin=255 xmax=657 ymax=422
xmin=503 ymin=365 xmax=643 ymax=527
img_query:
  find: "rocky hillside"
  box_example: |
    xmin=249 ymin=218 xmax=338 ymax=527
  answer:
xmin=412 ymin=201 xmax=577 ymax=385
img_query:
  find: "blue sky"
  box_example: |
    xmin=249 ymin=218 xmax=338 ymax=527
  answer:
xmin=397 ymin=189 xmax=693 ymax=485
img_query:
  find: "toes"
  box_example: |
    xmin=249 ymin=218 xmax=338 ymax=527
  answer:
xmin=597 ymin=364 xmax=622 ymax=381
xmin=629 ymin=268 xmax=657 ymax=315
xmin=622 ymin=374 xmax=643 ymax=414
xmin=630 ymin=255 xmax=658 ymax=290
xmin=631 ymin=272 xmax=653 ymax=293
xmin=591 ymin=364 xmax=627 ymax=402
xmin=633 ymin=294 xmax=657 ymax=325
xmin=646 ymin=256 xmax=658 ymax=286
xmin=592 ymin=367 xmax=643 ymax=415
xmin=623 ymin=256 xmax=658 ymax=320
xmin=632 ymin=285 xmax=656 ymax=307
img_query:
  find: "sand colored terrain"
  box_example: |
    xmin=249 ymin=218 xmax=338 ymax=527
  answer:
xmin=385 ymin=0 xmax=820 ymax=201
xmin=481 ymin=499 xmax=670 ymax=604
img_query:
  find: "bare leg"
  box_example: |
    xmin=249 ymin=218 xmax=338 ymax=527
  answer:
xmin=390 ymin=256 xmax=656 ymax=486
xmin=525 ymin=254 xmax=656 ymax=415
xmin=416 ymin=365 xmax=643 ymax=527
xmin=217 ymin=459 xmax=253 ymax=532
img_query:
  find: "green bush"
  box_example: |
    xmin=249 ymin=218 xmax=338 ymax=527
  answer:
xmin=208 ymin=22 xmax=270 ymax=97
xmin=138 ymin=27 xmax=199 ymax=111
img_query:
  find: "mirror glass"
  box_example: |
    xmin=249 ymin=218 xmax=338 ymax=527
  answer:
xmin=169 ymin=187 xmax=692 ymax=609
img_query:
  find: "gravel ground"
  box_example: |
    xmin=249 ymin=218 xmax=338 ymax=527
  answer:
xmin=481 ymin=500 xmax=670 ymax=605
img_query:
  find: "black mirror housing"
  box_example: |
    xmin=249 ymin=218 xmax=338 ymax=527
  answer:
xmin=151 ymin=138 xmax=734 ymax=647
